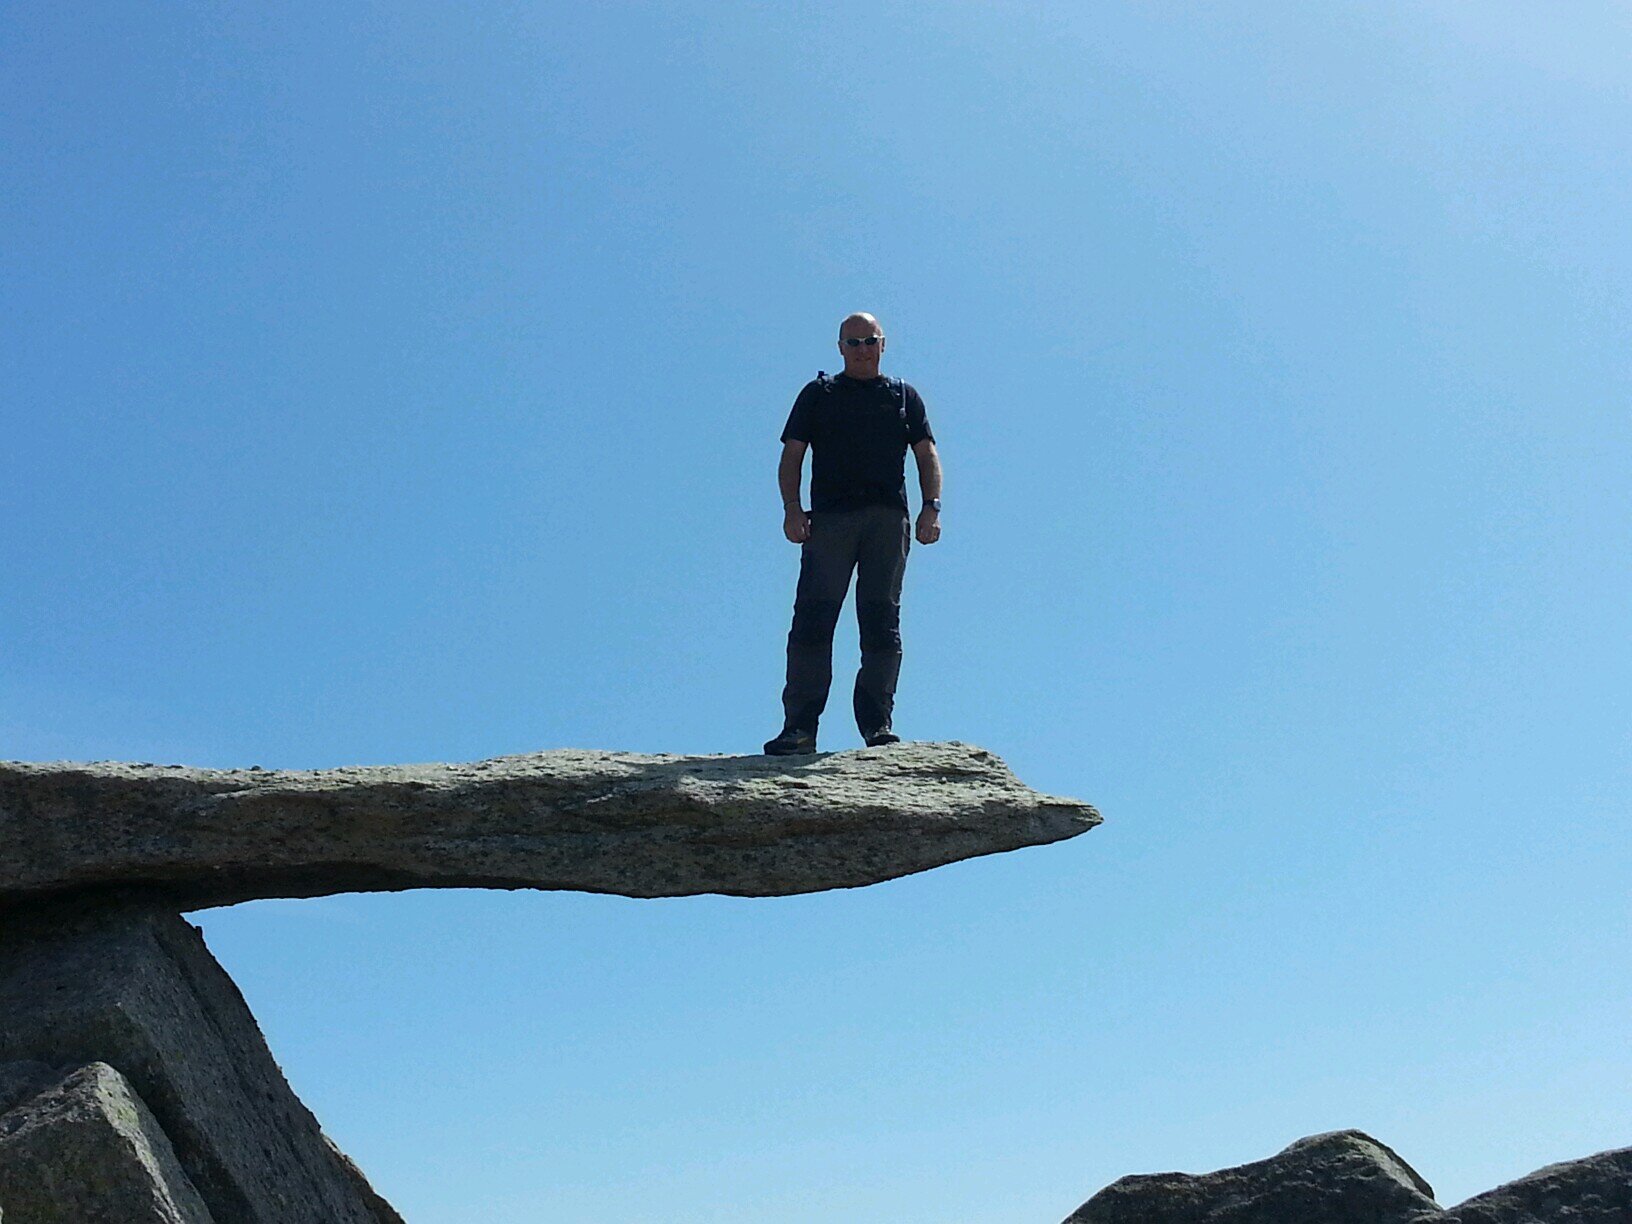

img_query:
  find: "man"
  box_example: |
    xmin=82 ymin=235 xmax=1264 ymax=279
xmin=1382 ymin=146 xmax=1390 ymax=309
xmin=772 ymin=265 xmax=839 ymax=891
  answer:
xmin=764 ymin=312 xmax=943 ymax=755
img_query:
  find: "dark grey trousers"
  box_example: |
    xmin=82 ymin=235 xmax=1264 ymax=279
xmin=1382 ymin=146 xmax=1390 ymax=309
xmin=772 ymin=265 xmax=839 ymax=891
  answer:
xmin=780 ymin=504 xmax=911 ymax=737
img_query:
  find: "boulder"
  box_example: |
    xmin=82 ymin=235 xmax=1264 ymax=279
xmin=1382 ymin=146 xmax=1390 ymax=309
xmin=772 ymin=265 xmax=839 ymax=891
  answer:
xmin=0 ymin=743 xmax=1098 ymax=911
xmin=0 ymin=900 xmax=400 ymax=1223
xmin=1063 ymin=1129 xmax=1441 ymax=1223
xmin=0 ymin=1060 xmax=212 ymax=1223
xmin=1065 ymin=1131 xmax=1632 ymax=1224
xmin=1441 ymin=1145 xmax=1632 ymax=1223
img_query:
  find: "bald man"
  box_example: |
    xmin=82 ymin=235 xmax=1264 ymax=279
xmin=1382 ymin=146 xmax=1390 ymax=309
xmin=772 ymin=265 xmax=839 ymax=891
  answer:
xmin=764 ymin=313 xmax=943 ymax=755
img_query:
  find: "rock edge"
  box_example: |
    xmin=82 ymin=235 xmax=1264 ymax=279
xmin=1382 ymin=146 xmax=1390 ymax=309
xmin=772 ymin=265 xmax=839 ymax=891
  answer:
xmin=0 ymin=742 xmax=1099 ymax=911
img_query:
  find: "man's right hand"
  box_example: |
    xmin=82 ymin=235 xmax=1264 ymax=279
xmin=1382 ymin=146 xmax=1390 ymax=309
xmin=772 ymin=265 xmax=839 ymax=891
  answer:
xmin=782 ymin=507 xmax=811 ymax=543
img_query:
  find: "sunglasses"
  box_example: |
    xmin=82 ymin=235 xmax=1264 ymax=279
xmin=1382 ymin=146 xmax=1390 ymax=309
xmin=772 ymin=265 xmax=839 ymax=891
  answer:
xmin=842 ymin=336 xmax=883 ymax=348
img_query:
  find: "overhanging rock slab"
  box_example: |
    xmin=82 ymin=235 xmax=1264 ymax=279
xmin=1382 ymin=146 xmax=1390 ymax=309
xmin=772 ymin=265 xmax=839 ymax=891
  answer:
xmin=0 ymin=742 xmax=1099 ymax=912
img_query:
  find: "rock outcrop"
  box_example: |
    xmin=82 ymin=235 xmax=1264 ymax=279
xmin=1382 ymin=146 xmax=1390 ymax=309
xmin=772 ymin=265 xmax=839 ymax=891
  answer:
xmin=0 ymin=899 xmax=400 ymax=1223
xmin=0 ymin=1060 xmax=213 ymax=1223
xmin=1064 ymin=1130 xmax=1439 ymax=1224
xmin=0 ymin=743 xmax=1096 ymax=1218
xmin=1063 ymin=1129 xmax=1632 ymax=1224
xmin=0 ymin=743 xmax=1099 ymax=911
xmin=1440 ymin=1146 xmax=1632 ymax=1223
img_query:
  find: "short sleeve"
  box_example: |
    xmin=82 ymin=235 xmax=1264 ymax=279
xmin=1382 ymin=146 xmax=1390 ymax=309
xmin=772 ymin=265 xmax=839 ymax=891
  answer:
xmin=904 ymin=383 xmax=934 ymax=445
xmin=781 ymin=381 xmax=821 ymax=443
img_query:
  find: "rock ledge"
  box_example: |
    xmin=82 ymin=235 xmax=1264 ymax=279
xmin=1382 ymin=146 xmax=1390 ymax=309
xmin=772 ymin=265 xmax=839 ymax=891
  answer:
xmin=0 ymin=742 xmax=1099 ymax=911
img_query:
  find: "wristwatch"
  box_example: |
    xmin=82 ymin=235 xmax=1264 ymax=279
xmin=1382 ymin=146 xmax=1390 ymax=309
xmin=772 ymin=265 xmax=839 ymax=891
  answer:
xmin=925 ymin=499 xmax=942 ymax=513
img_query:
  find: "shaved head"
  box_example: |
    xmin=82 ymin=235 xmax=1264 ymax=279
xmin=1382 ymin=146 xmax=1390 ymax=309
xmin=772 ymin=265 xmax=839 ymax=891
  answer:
xmin=839 ymin=312 xmax=882 ymax=340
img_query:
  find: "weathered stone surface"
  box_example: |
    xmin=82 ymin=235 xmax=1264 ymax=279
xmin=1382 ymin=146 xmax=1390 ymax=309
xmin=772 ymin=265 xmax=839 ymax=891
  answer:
xmin=1063 ymin=1130 xmax=1441 ymax=1223
xmin=1441 ymin=1145 xmax=1632 ymax=1223
xmin=0 ymin=742 xmax=1098 ymax=911
xmin=1065 ymin=1131 xmax=1632 ymax=1224
xmin=0 ymin=1064 xmax=56 ymax=1118
xmin=0 ymin=1060 xmax=212 ymax=1223
xmin=0 ymin=901 xmax=400 ymax=1224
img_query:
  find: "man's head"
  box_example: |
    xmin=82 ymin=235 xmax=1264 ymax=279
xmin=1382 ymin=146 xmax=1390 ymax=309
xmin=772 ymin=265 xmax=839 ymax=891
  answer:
xmin=837 ymin=312 xmax=885 ymax=379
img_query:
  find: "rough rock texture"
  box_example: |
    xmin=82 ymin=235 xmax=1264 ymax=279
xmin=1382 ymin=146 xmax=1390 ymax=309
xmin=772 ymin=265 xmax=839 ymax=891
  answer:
xmin=0 ymin=1060 xmax=212 ymax=1223
xmin=0 ymin=1063 xmax=57 ymax=1117
xmin=1064 ymin=1130 xmax=1440 ymax=1223
xmin=1065 ymin=1131 xmax=1632 ymax=1224
xmin=1441 ymin=1146 xmax=1632 ymax=1223
xmin=0 ymin=901 xmax=400 ymax=1224
xmin=0 ymin=742 xmax=1098 ymax=911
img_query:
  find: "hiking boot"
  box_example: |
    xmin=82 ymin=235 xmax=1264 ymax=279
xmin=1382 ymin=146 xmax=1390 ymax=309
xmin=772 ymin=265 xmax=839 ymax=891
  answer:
xmin=863 ymin=730 xmax=901 ymax=748
xmin=763 ymin=728 xmax=817 ymax=756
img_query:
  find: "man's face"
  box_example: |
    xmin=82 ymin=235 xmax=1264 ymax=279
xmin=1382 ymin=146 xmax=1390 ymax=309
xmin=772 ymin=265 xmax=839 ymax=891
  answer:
xmin=838 ymin=318 xmax=885 ymax=379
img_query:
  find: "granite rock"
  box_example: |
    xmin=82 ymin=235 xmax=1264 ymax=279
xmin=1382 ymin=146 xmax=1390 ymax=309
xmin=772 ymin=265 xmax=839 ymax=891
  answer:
xmin=1065 ymin=1131 xmax=1632 ymax=1224
xmin=0 ymin=1064 xmax=57 ymax=1118
xmin=1064 ymin=1130 xmax=1439 ymax=1223
xmin=1441 ymin=1145 xmax=1632 ymax=1223
xmin=0 ymin=742 xmax=1098 ymax=911
xmin=0 ymin=1060 xmax=212 ymax=1223
xmin=0 ymin=901 xmax=400 ymax=1223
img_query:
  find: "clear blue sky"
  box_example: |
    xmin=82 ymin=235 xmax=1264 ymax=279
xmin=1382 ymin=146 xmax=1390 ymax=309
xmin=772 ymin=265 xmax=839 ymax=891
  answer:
xmin=4 ymin=3 xmax=1628 ymax=1220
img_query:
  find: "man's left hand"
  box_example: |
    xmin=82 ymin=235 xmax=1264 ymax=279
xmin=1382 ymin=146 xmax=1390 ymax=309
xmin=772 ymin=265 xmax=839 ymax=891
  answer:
xmin=915 ymin=507 xmax=941 ymax=545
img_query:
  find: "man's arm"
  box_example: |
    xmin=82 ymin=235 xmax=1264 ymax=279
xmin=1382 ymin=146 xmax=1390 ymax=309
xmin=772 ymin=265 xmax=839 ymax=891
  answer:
xmin=912 ymin=438 xmax=942 ymax=545
xmin=779 ymin=439 xmax=810 ymax=543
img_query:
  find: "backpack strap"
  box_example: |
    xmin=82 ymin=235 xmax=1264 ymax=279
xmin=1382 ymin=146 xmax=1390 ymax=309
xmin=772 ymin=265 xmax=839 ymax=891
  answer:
xmin=818 ymin=372 xmax=911 ymax=436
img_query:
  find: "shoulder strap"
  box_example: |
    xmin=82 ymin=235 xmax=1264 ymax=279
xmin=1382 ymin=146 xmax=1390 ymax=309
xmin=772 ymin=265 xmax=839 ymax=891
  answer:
xmin=815 ymin=373 xmax=908 ymax=433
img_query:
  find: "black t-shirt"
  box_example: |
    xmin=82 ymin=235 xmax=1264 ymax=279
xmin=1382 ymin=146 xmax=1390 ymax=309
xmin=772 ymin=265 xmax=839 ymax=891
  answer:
xmin=780 ymin=374 xmax=934 ymax=513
